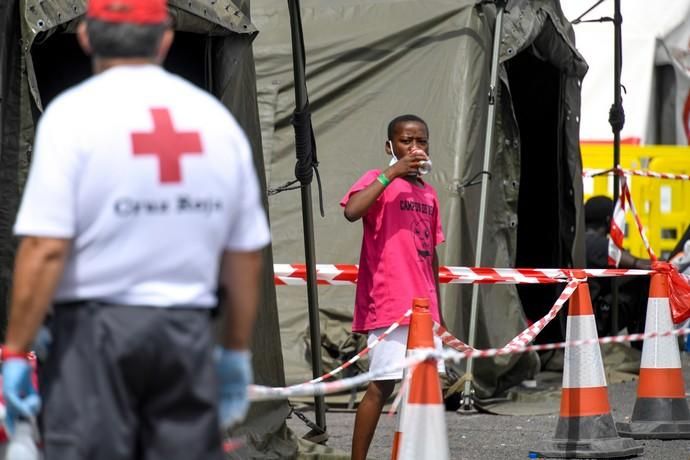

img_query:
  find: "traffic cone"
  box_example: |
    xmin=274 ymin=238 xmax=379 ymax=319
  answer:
xmin=531 ymin=282 xmax=643 ymax=458
xmin=391 ymin=298 xmax=449 ymax=460
xmin=616 ymin=272 xmax=690 ymax=438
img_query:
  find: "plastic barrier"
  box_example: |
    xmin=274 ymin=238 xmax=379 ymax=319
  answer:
xmin=582 ymin=144 xmax=690 ymax=259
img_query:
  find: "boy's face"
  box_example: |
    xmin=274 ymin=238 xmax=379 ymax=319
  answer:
xmin=386 ymin=121 xmax=429 ymax=159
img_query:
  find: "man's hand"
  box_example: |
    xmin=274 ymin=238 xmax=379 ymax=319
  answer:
xmin=2 ymin=358 xmax=40 ymax=434
xmin=215 ymin=347 xmax=252 ymax=430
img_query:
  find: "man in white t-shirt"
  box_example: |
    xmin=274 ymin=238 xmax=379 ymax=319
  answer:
xmin=1 ymin=0 xmax=270 ymax=458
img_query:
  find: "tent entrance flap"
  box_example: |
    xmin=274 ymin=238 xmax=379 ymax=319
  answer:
xmin=509 ymin=49 xmax=567 ymax=343
xmin=32 ymin=31 xmax=209 ymax=107
xmin=32 ymin=33 xmax=90 ymax=108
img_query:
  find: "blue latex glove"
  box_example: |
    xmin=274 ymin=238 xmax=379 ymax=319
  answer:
xmin=32 ymin=326 xmax=53 ymax=361
xmin=215 ymin=347 xmax=252 ymax=430
xmin=2 ymin=358 xmax=41 ymax=435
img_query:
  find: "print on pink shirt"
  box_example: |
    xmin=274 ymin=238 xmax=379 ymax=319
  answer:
xmin=411 ymin=217 xmax=432 ymax=258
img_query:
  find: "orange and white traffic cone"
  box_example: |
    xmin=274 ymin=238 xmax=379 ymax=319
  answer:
xmin=616 ymin=272 xmax=690 ymax=438
xmin=391 ymin=298 xmax=449 ymax=460
xmin=531 ymin=282 xmax=643 ymax=458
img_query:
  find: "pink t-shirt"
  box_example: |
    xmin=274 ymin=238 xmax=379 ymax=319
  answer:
xmin=340 ymin=170 xmax=445 ymax=333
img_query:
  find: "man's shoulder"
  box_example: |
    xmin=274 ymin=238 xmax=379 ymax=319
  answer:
xmin=39 ymin=77 xmax=96 ymax=124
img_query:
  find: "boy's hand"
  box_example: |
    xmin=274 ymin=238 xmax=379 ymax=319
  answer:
xmin=387 ymin=149 xmax=429 ymax=178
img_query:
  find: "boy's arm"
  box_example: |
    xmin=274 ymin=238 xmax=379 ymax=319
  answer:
xmin=619 ymin=250 xmax=652 ymax=270
xmin=343 ymin=175 xmax=389 ymax=222
xmin=344 ymin=150 xmax=426 ymax=222
xmin=433 ymin=249 xmax=446 ymax=328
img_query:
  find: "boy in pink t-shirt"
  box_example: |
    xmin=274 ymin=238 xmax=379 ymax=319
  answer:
xmin=340 ymin=114 xmax=445 ymax=460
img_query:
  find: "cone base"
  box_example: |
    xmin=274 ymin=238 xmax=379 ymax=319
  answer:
xmin=534 ymin=414 xmax=643 ymax=458
xmin=616 ymin=421 xmax=690 ymax=440
xmin=616 ymin=397 xmax=690 ymax=439
xmin=632 ymin=397 xmax=690 ymax=423
xmin=553 ymin=413 xmax=619 ymax=440
xmin=531 ymin=437 xmax=643 ymax=459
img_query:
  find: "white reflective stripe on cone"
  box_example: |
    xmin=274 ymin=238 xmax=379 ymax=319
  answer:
xmin=399 ymin=404 xmax=449 ymax=460
xmin=563 ymin=315 xmax=607 ymax=388
xmin=642 ymin=297 xmax=681 ymax=369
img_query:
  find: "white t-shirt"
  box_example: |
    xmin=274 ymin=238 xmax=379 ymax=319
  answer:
xmin=14 ymin=65 xmax=271 ymax=307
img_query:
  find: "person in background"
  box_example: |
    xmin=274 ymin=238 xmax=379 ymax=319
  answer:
xmin=1 ymin=0 xmax=270 ymax=458
xmin=341 ymin=114 xmax=445 ymax=460
xmin=584 ymin=195 xmax=651 ymax=341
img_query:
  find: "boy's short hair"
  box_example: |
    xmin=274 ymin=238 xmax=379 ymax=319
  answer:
xmin=86 ymin=19 xmax=167 ymax=58
xmin=387 ymin=114 xmax=429 ymax=140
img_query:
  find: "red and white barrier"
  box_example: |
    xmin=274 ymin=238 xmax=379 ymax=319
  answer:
xmin=248 ymin=327 xmax=690 ymax=401
xmin=304 ymin=309 xmax=412 ymax=385
xmin=273 ymin=264 xmax=651 ymax=286
xmin=583 ymin=167 xmax=690 ymax=181
xmin=620 ymin=176 xmax=657 ymax=262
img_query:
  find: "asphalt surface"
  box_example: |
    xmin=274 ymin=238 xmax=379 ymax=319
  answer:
xmin=287 ymin=352 xmax=690 ymax=460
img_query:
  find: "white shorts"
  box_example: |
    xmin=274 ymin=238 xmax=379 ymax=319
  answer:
xmin=367 ymin=325 xmax=445 ymax=381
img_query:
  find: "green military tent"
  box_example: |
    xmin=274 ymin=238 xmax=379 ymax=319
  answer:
xmin=0 ymin=1 xmax=316 ymax=458
xmin=1 ymin=0 xmax=590 ymax=456
xmin=251 ymin=0 xmax=588 ymax=402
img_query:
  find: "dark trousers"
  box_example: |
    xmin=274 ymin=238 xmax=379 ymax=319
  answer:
xmin=39 ymin=302 xmax=224 ymax=460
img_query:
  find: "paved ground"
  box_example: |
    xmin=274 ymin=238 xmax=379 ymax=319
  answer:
xmin=287 ymin=352 xmax=690 ymax=460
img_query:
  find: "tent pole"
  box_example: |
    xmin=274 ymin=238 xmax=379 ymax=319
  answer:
xmin=460 ymin=0 xmax=507 ymax=412
xmin=287 ymin=0 xmax=327 ymax=437
xmin=609 ymin=0 xmax=623 ymax=335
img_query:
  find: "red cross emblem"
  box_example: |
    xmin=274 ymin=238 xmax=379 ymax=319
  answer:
xmin=131 ymin=108 xmax=203 ymax=184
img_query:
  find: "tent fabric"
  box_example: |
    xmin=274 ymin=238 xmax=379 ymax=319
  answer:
xmin=657 ymin=20 xmax=690 ymax=145
xmin=19 ymin=0 xmax=257 ymax=111
xmin=252 ymin=0 xmax=587 ymax=399
xmin=561 ymin=0 xmax=690 ymax=144
xmin=0 ymin=0 xmax=589 ymax=451
xmin=0 ymin=1 xmax=298 ymax=457
xmin=0 ymin=0 xmax=24 ymax=319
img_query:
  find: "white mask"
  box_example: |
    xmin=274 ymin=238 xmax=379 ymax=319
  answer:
xmin=388 ymin=140 xmax=399 ymax=166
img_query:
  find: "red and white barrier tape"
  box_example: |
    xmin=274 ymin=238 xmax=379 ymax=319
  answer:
xmin=248 ymin=327 xmax=690 ymax=401
xmin=274 ymin=264 xmax=358 ymax=285
xmin=249 ymin=351 xmax=433 ymax=401
xmin=258 ymin=279 xmax=578 ymax=393
xmin=608 ymin=180 xmax=627 ymax=266
xmin=442 ymin=327 xmax=690 ymax=360
xmin=304 ymin=309 xmax=412 ymax=385
xmin=433 ymin=325 xmax=473 ymax=352
xmin=608 ymin=175 xmax=657 ymax=267
xmin=273 ymin=264 xmax=651 ymax=286
xmin=583 ymin=167 xmax=690 ymax=181
xmin=434 ymin=280 xmax=580 ymax=353
xmin=301 ymin=280 xmax=578 ymax=385
xmin=622 ymin=176 xmax=657 ymax=262
xmin=500 ymin=279 xmax=580 ymax=352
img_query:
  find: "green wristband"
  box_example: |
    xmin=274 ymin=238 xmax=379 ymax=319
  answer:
xmin=377 ymin=173 xmax=391 ymax=187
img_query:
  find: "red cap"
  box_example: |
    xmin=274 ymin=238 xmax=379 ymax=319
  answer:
xmin=87 ymin=0 xmax=168 ymax=25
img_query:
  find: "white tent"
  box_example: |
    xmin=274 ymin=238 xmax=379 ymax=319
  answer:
xmin=561 ymin=0 xmax=690 ymax=145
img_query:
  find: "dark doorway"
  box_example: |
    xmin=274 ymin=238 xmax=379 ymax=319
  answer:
xmin=507 ymin=49 xmax=569 ymax=344
xmin=31 ymin=29 xmax=208 ymax=109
